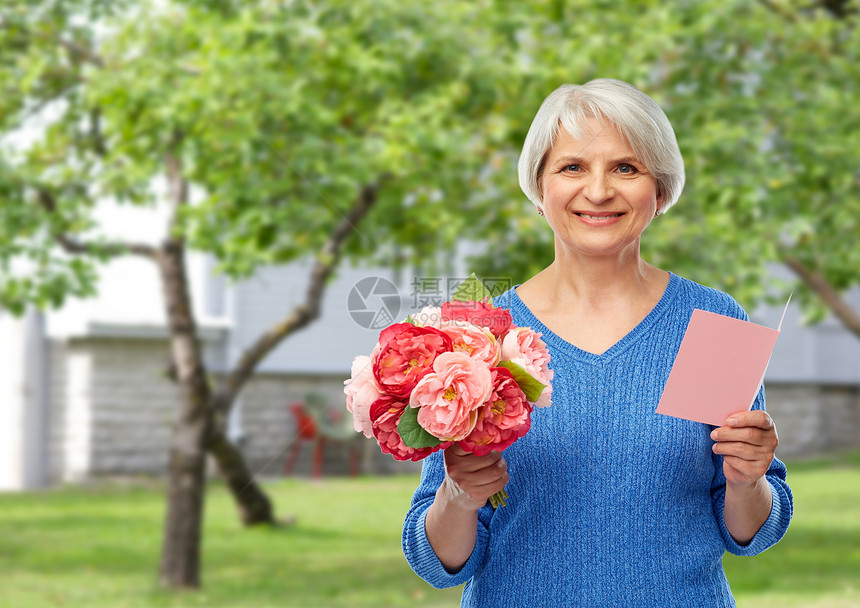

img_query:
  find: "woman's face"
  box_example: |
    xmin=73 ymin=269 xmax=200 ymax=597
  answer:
xmin=540 ymin=116 xmax=662 ymax=260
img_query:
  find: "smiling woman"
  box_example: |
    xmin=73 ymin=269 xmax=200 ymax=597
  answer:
xmin=519 ymin=79 xmax=686 ymax=216
xmin=540 ymin=118 xmax=663 ymax=263
xmin=401 ymin=79 xmax=793 ymax=608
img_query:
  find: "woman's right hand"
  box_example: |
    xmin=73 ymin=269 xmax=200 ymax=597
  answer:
xmin=425 ymin=445 xmax=509 ymax=571
xmin=439 ymin=444 xmax=509 ymax=511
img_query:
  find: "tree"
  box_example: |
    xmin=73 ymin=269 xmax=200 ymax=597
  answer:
xmin=0 ymin=0 xmax=528 ymax=589
xmin=469 ymin=0 xmax=860 ymax=337
xmin=4 ymin=0 xmax=858 ymax=591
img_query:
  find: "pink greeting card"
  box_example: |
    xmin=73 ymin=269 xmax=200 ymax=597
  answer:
xmin=655 ymin=298 xmax=790 ymax=427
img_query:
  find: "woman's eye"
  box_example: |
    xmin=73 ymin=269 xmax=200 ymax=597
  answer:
xmin=563 ymin=164 xmax=581 ymax=173
xmin=617 ymin=163 xmax=638 ymax=174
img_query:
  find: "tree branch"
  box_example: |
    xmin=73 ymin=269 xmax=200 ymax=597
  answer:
xmin=210 ymin=175 xmax=390 ymax=422
xmin=89 ymin=106 xmax=108 ymax=157
xmin=164 ymin=130 xmax=188 ymax=242
xmin=754 ymin=0 xmax=799 ymax=22
xmin=756 ymin=0 xmax=854 ymax=22
xmin=783 ymin=255 xmax=860 ymax=340
xmin=54 ymin=232 xmax=157 ymax=258
xmin=55 ymin=35 xmax=105 ymax=68
xmin=818 ymin=0 xmax=854 ymax=19
xmin=36 ymin=188 xmax=157 ymax=259
xmin=4 ymin=21 xmax=108 ymax=68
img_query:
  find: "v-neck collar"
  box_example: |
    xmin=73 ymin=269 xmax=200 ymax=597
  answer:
xmin=505 ymin=272 xmax=680 ymax=365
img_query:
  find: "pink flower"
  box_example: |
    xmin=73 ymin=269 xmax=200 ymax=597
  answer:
xmin=442 ymin=300 xmax=513 ymax=339
xmin=410 ymin=351 xmax=493 ymax=441
xmin=412 ymin=306 xmax=443 ymax=328
xmin=440 ymin=323 xmax=501 ymax=367
xmin=533 ymin=382 xmax=552 ymax=409
xmin=343 ymin=355 xmax=380 ymax=438
xmin=460 ymin=367 xmax=532 ymax=456
xmin=369 ymin=396 xmax=441 ymax=461
xmin=501 ymin=326 xmax=554 ymax=407
xmin=372 ymin=323 xmax=453 ymax=399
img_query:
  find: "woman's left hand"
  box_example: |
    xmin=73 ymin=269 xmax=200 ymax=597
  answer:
xmin=710 ymin=410 xmax=779 ymax=487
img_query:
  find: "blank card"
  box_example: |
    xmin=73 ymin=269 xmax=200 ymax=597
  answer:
xmin=656 ymin=297 xmax=790 ymax=427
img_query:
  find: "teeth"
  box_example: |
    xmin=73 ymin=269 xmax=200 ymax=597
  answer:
xmin=579 ymin=213 xmax=622 ymax=219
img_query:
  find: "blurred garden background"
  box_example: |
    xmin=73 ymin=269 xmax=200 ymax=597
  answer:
xmin=1 ymin=0 xmax=859 ymax=606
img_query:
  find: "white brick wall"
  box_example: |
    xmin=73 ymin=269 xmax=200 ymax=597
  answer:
xmin=49 ymin=338 xmax=179 ymax=481
xmin=765 ymin=384 xmax=860 ymax=459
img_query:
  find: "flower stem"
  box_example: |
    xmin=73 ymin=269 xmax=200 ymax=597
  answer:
xmin=489 ymin=488 xmax=509 ymax=509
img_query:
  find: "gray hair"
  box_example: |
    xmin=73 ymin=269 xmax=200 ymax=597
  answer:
xmin=517 ymin=79 xmax=685 ymax=213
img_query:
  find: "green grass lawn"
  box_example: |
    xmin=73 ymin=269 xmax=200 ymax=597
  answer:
xmin=0 ymin=453 xmax=858 ymax=608
xmin=722 ymin=452 xmax=860 ymax=608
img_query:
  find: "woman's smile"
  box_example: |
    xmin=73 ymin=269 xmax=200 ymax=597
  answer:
xmin=572 ymin=211 xmax=626 ymax=224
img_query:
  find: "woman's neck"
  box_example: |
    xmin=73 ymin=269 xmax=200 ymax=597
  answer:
xmin=515 ymin=241 xmax=671 ymax=355
xmin=537 ymin=241 xmax=663 ymax=310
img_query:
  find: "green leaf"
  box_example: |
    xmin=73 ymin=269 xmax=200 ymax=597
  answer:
xmin=451 ymin=272 xmax=494 ymax=303
xmin=498 ymin=360 xmax=547 ymax=403
xmin=397 ymin=405 xmax=441 ymax=449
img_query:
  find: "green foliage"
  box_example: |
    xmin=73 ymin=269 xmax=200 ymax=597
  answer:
xmin=497 ymin=360 xmax=547 ymax=403
xmin=398 ymin=404 xmax=441 ymax=449
xmin=469 ymin=0 xmax=860 ymax=317
xmin=2 ymin=0 xmax=858 ymax=324
xmin=450 ymin=273 xmax=495 ymax=304
xmin=0 ymin=0 xmax=530 ymax=311
xmin=645 ymin=0 xmax=860 ymax=311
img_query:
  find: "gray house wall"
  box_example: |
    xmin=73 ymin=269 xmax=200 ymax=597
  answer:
xmin=224 ymin=261 xmax=397 ymax=375
xmin=39 ymin=255 xmax=418 ymax=482
xmin=44 ymin=333 xmax=410 ymax=482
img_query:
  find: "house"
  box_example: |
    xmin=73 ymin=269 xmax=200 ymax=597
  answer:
xmin=2 ymin=225 xmax=859 ymax=489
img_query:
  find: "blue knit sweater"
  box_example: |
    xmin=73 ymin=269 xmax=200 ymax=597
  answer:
xmin=402 ymin=273 xmax=793 ymax=607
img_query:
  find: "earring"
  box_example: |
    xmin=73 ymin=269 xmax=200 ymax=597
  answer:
xmin=654 ymin=209 xmax=660 ymax=217
xmin=537 ymin=208 xmax=545 ymax=217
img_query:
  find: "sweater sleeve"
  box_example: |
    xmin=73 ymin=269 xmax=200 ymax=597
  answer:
xmin=709 ymin=385 xmax=794 ymax=556
xmin=401 ymin=451 xmax=493 ymax=588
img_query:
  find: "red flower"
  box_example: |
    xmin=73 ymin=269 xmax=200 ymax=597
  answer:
xmin=369 ymin=396 xmax=442 ymax=462
xmin=371 ymin=323 xmax=453 ymax=399
xmin=459 ymin=367 xmax=532 ymax=456
xmin=441 ymin=300 xmax=513 ymax=339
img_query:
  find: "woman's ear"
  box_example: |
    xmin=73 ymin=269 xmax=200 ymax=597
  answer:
xmin=655 ymin=189 xmax=664 ymax=216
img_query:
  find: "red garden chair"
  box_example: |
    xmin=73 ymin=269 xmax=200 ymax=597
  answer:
xmin=284 ymin=396 xmax=360 ymax=478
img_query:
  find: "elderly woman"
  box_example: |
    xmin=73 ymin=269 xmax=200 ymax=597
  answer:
xmin=402 ymin=79 xmax=792 ymax=607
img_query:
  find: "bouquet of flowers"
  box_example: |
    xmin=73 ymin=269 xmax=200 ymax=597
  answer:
xmin=344 ymin=274 xmax=552 ymax=508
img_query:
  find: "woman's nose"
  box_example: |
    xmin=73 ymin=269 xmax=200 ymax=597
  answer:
xmin=583 ymin=173 xmax=613 ymax=205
